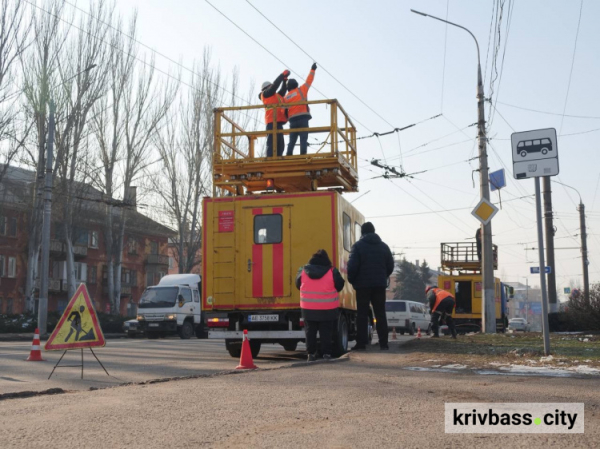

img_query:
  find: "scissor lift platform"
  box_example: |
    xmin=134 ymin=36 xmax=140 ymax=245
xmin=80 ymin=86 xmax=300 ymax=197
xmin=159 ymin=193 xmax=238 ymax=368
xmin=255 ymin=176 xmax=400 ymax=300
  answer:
xmin=213 ymin=99 xmax=358 ymax=195
xmin=441 ymin=242 xmax=498 ymax=274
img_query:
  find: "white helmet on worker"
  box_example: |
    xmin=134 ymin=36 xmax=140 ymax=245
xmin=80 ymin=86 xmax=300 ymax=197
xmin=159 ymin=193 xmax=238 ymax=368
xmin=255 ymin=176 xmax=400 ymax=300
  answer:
xmin=261 ymin=81 xmax=271 ymax=91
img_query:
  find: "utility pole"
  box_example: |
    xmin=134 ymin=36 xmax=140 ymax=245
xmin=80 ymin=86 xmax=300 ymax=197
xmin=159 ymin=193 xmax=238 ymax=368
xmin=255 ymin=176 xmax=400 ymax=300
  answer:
xmin=37 ymin=100 xmax=55 ymax=336
xmin=534 ymin=178 xmax=551 ymax=355
xmin=542 ymin=177 xmax=558 ymax=313
xmin=411 ymin=9 xmax=496 ymax=333
xmin=578 ymin=202 xmax=590 ymax=302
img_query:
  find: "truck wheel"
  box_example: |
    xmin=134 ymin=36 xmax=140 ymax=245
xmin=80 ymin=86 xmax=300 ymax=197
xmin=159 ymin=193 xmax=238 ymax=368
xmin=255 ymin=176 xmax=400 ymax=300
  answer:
xmin=409 ymin=323 xmax=416 ymax=336
xmin=333 ymin=314 xmax=349 ymax=357
xmin=226 ymin=340 xmax=242 ymax=358
xmin=250 ymin=340 xmax=261 ymax=358
xmin=282 ymin=341 xmax=298 ymax=351
xmin=178 ymin=321 xmax=194 ymax=339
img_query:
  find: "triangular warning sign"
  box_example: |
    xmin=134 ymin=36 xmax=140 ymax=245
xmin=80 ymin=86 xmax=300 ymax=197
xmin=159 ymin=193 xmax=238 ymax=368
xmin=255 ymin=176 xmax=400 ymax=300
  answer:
xmin=45 ymin=284 xmax=106 ymax=351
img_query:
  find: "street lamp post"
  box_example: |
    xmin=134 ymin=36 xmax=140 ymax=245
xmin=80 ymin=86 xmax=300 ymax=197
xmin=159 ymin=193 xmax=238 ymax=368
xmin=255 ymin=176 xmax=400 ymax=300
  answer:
xmin=411 ymin=9 xmax=496 ymax=333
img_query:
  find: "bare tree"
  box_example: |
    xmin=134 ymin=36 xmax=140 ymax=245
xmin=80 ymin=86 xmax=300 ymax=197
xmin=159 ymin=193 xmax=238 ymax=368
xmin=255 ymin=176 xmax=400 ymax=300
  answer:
xmin=0 ymin=0 xmax=32 ymax=181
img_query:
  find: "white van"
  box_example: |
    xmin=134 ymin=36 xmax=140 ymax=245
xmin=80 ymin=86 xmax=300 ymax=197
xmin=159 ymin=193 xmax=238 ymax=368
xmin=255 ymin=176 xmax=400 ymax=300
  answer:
xmin=385 ymin=300 xmax=431 ymax=335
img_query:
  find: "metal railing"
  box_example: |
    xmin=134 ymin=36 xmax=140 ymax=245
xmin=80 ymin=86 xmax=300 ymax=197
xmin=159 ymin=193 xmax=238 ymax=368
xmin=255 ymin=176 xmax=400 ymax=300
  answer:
xmin=213 ymin=99 xmax=358 ymax=169
xmin=145 ymin=254 xmax=169 ymax=266
xmin=441 ymin=242 xmax=498 ymax=271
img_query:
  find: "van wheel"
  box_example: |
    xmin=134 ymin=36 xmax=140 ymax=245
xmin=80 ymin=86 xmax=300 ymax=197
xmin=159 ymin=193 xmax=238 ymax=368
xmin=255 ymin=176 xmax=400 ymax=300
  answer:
xmin=250 ymin=340 xmax=261 ymax=358
xmin=226 ymin=340 xmax=242 ymax=358
xmin=282 ymin=341 xmax=298 ymax=351
xmin=409 ymin=323 xmax=416 ymax=336
xmin=178 ymin=321 xmax=194 ymax=339
xmin=541 ymin=148 xmax=548 ymax=155
xmin=333 ymin=314 xmax=349 ymax=357
xmin=520 ymin=150 xmax=527 ymax=157
xmin=399 ymin=330 xmax=405 ymax=335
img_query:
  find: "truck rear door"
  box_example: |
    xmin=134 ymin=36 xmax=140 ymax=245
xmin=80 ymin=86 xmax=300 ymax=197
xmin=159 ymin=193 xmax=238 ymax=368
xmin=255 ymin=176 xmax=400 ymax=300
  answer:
xmin=245 ymin=206 xmax=291 ymax=301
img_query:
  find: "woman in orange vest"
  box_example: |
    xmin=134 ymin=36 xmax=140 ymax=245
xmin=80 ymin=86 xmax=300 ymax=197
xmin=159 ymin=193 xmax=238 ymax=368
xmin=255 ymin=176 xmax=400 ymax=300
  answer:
xmin=295 ymin=249 xmax=345 ymax=361
xmin=284 ymin=63 xmax=317 ymax=156
xmin=260 ymin=69 xmax=290 ymax=157
xmin=426 ymin=286 xmax=457 ymax=339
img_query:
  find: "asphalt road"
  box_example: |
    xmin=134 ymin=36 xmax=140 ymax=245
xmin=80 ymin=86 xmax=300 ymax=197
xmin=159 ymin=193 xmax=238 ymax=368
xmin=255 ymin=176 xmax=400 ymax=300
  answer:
xmin=0 ymin=335 xmax=415 ymax=395
xmin=1 ymin=349 xmax=598 ymax=449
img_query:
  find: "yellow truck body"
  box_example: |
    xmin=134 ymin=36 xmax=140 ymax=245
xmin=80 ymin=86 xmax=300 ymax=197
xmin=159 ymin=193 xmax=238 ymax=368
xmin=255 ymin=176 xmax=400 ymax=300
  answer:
xmin=203 ymin=190 xmax=366 ymax=356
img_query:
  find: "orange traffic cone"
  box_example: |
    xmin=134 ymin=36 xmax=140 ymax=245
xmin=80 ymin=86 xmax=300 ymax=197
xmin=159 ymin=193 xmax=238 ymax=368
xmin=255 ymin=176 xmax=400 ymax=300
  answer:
xmin=26 ymin=328 xmax=45 ymax=361
xmin=417 ymin=327 xmax=422 ymax=339
xmin=236 ymin=329 xmax=257 ymax=370
xmin=392 ymin=327 xmax=397 ymax=340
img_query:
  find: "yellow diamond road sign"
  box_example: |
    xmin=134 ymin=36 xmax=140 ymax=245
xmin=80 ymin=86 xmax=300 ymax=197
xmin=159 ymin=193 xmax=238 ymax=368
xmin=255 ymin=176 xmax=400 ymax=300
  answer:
xmin=471 ymin=198 xmax=499 ymax=225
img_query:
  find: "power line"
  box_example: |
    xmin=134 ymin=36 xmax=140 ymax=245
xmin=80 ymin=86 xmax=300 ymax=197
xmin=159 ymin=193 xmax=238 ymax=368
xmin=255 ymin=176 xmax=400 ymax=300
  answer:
xmin=495 ymin=101 xmax=600 ymax=119
xmin=244 ymin=0 xmax=397 ymax=130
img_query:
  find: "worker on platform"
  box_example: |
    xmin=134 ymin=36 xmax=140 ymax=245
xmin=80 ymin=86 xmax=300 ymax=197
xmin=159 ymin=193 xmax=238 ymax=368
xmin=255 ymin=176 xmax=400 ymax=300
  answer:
xmin=284 ymin=63 xmax=317 ymax=156
xmin=475 ymin=227 xmax=482 ymax=262
xmin=296 ymin=249 xmax=345 ymax=361
xmin=426 ymin=286 xmax=457 ymax=339
xmin=347 ymin=222 xmax=395 ymax=351
xmin=260 ymin=69 xmax=290 ymax=157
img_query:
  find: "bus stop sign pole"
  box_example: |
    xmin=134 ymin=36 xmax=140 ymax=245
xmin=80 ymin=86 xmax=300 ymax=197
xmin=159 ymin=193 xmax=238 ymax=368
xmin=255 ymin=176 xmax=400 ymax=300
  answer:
xmin=535 ymin=177 xmax=551 ymax=356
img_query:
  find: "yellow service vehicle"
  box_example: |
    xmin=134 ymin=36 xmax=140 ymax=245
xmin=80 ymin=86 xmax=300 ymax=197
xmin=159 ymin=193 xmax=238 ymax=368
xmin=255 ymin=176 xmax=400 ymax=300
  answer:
xmin=203 ymin=100 xmax=371 ymax=357
xmin=437 ymin=242 xmax=504 ymax=332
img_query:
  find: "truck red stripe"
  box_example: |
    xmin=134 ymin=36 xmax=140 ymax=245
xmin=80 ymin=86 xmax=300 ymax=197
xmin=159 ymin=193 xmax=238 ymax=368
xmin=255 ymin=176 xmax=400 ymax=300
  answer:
xmin=252 ymin=208 xmax=263 ymax=297
xmin=272 ymin=207 xmax=284 ymax=296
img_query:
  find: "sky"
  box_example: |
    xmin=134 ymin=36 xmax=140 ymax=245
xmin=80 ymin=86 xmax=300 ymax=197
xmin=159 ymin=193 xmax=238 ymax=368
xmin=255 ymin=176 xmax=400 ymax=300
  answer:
xmin=75 ymin=0 xmax=600 ymax=297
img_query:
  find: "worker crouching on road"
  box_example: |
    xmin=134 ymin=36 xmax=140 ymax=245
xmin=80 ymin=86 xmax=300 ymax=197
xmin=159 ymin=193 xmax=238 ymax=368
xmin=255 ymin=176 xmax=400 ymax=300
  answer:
xmin=296 ymin=249 xmax=345 ymax=361
xmin=284 ymin=63 xmax=316 ymax=156
xmin=426 ymin=286 xmax=457 ymax=339
xmin=260 ymin=69 xmax=290 ymax=157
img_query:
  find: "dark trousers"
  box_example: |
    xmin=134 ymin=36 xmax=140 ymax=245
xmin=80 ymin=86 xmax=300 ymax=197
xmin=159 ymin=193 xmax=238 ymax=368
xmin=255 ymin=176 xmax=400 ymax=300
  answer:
xmin=304 ymin=319 xmax=335 ymax=355
xmin=286 ymin=117 xmax=309 ymax=156
xmin=266 ymin=122 xmax=284 ymax=157
xmin=356 ymin=287 xmax=388 ymax=346
xmin=431 ymin=297 xmax=457 ymax=337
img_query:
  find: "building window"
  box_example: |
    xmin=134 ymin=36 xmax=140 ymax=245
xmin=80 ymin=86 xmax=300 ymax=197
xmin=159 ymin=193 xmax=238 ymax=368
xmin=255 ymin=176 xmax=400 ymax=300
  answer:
xmin=8 ymin=218 xmax=17 ymax=237
xmin=130 ymin=270 xmax=137 ymax=286
xmin=128 ymin=238 xmax=138 ymax=255
xmin=6 ymin=298 xmax=13 ymax=314
xmin=342 ymin=213 xmax=351 ymax=252
xmin=150 ymin=241 xmax=158 ymax=255
xmin=75 ymin=262 xmax=87 ymax=282
xmin=254 ymin=214 xmax=282 ymax=244
xmin=0 ymin=255 xmax=5 ymax=277
xmin=146 ymin=271 xmax=154 ymax=287
xmin=169 ymin=257 xmax=175 ymax=269
xmin=89 ymin=231 xmax=99 ymax=248
xmin=0 ymin=217 xmax=6 ymax=235
xmin=355 ymin=222 xmax=362 ymax=244
xmin=122 ymin=268 xmax=131 ymax=285
xmin=7 ymin=257 xmax=16 ymax=278
xmin=89 ymin=266 xmax=97 ymax=284
xmin=73 ymin=227 xmax=88 ymax=246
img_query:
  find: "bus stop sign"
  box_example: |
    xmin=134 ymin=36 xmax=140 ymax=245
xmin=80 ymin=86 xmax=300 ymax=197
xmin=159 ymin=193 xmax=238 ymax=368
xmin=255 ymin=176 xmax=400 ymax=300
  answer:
xmin=511 ymin=128 xmax=559 ymax=179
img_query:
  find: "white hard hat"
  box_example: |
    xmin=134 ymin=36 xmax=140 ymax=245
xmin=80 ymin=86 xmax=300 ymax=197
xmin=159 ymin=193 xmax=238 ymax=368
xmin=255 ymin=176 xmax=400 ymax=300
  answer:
xmin=261 ymin=81 xmax=271 ymax=90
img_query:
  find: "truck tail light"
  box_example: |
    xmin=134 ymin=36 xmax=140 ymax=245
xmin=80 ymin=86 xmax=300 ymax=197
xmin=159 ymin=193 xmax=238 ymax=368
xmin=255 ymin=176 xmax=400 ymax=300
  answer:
xmin=299 ymin=318 xmax=304 ymax=327
xmin=207 ymin=318 xmax=230 ymax=328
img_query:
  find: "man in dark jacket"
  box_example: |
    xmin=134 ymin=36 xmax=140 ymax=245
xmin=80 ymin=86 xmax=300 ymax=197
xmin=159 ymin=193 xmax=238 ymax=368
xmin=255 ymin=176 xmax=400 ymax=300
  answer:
xmin=296 ymin=249 xmax=345 ymax=361
xmin=347 ymin=222 xmax=394 ymax=350
xmin=259 ymin=69 xmax=290 ymax=157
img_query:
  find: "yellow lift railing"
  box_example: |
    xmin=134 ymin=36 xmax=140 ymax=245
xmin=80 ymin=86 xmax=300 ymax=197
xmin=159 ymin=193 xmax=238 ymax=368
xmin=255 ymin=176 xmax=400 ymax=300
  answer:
xmin=213 ymin=99 xmax=358 ymax=196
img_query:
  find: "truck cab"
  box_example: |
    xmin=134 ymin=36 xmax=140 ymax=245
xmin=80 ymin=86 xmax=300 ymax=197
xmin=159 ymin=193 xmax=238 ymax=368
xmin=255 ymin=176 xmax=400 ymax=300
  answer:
xmin=137 ymin=274 xmax=204 ymax=339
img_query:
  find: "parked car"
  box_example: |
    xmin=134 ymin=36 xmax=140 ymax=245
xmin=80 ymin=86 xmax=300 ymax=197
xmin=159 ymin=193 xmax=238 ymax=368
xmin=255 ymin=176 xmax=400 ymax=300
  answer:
xmin=123 ymin=319 xmax=143 ymax=338
xmin=508 ymin=317 xmax=530 ymax=332
xmin=385 ymin=300 xmax=431 ymax=336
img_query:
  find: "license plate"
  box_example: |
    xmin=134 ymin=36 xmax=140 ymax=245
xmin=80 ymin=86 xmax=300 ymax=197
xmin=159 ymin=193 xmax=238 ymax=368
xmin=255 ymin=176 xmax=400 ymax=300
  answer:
xmin=248 ymin=314 xmax=278 ymax=322
xmin=148 ymin=323 xmax=159 ymax=327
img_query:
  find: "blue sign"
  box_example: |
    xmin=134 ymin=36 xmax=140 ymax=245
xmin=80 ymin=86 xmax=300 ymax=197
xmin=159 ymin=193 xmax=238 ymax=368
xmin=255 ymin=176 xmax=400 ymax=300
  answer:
xmin=529 ymin=303 xmax=542 ymax=314
xmin=530 ymin=266 xmax=551 ymax=274
xmin=564 ymin=287 xmax=571 ymax=294
xmin=489 ymin=169 xmax=506 ymax=192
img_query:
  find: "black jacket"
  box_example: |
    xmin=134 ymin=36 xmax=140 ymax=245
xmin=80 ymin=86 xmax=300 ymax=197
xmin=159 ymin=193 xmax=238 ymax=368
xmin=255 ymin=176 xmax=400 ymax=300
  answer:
xmin=347 ymin=232 xmax=394 ymax=289
xmin=258 ymin=74 xmax=288 ymax=102
xmin=295 ymin=262 xmax=345 ymax=322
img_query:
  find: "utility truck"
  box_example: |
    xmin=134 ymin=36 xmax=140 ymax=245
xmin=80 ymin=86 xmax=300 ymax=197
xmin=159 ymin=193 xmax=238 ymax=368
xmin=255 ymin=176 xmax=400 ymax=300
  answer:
xmin=204 ymin=99 xmax=373 ymax=358
xmin=137 ymin=274 xmax=205 ymax=339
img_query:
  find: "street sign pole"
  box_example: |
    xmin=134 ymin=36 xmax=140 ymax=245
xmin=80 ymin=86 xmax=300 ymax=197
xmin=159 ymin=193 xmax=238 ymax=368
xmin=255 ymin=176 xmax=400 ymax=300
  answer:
xmin=534 ymin=178 xmax=551 ymax=355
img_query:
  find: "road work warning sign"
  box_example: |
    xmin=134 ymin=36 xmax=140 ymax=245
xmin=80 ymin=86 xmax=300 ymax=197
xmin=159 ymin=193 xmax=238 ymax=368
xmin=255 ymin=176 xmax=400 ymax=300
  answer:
xmin=44 ymin=284 xmax=106 ymax=350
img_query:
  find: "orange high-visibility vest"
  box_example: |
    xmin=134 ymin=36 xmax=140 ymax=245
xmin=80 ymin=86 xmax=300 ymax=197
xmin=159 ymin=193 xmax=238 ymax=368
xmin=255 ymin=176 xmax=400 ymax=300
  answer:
xmin=300 ymin=269 xmax=339 ymax=311
xmin=284 ymin=69 xmax=315 ymax=120
xmin=431 ymin=288 xmax=454 ymax=313
xmin=261 ymin=92 xmax=287 ymax=124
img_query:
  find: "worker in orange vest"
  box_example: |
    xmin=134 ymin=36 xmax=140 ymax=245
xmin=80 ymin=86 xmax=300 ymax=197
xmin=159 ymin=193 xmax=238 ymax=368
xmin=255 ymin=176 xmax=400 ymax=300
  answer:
xmin=260 ymin=69 xmax=290 ymax=157
xmin=426 ymin=286 xmax=457 ymax=339
xmin=296 ymin=249 xmax=345 ymax=361
xmin=284 ymin=63 xmax=317 ymax=156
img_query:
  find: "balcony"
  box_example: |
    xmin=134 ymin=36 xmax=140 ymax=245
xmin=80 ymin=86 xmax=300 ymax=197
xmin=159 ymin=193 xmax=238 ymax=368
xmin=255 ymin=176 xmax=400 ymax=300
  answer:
xmin=49 ymin=239 xmax=88 ymax=259
xmin=34 ymin=278 xmax=62 ymax=292
xmin=145 ymin=254 xmax=169 ymax=266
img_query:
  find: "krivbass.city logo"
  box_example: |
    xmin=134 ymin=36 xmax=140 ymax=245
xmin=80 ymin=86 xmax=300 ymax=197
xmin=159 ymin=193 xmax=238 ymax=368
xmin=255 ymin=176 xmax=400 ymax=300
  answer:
xmin=445 ymin=403 xmax=584 ymax=434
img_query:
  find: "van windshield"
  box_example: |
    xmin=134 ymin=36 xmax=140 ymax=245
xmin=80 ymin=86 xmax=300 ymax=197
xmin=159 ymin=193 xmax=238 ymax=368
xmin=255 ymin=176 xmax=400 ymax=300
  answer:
xmin=385 ymin=301 xmax=406 ymax=312
xmin=139 ymin=287 xmax=178 ymax=308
